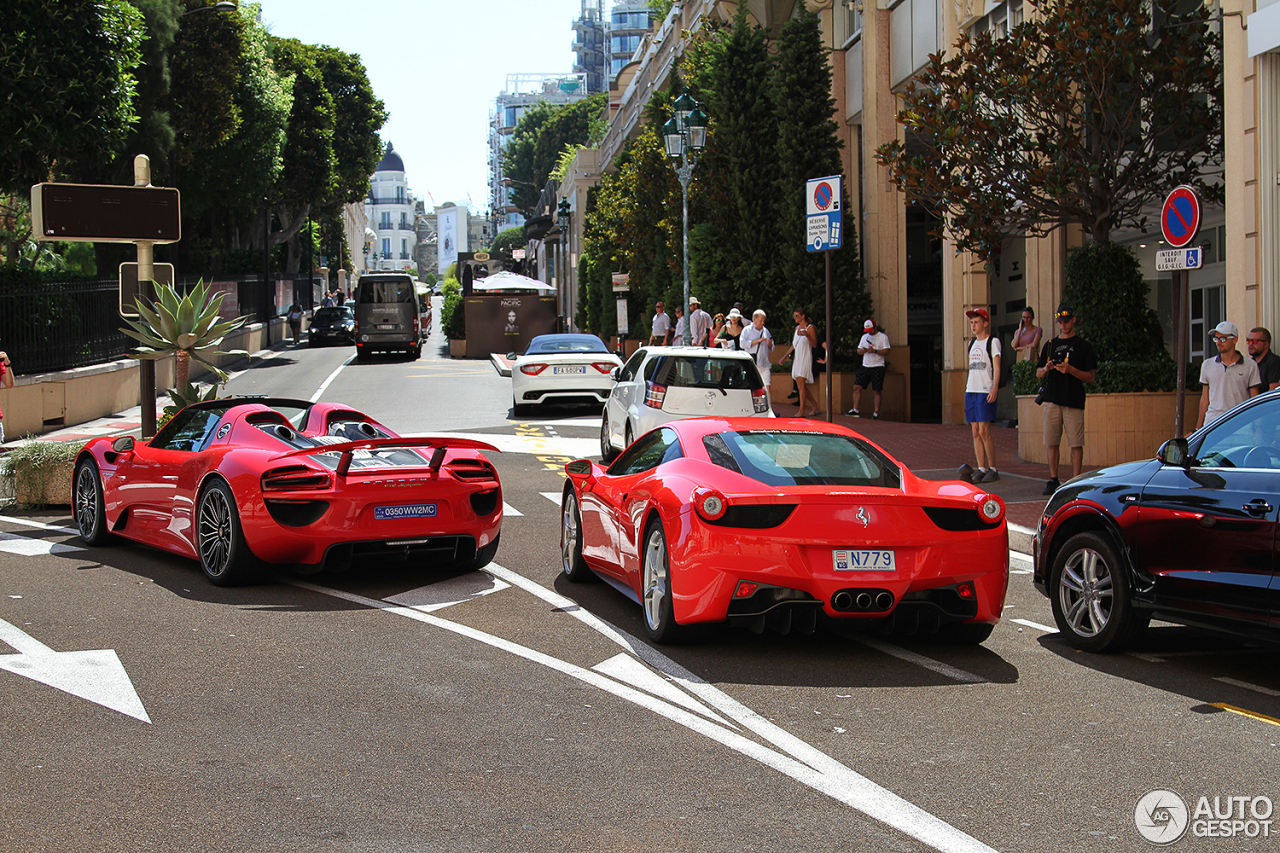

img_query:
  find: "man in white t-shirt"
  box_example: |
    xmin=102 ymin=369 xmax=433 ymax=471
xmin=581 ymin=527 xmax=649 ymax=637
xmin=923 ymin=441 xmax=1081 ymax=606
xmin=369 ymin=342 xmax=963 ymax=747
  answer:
xmin=741 ymin=309 xmax=774 ymax=404
xmin=847 ymin=318 xmax=890 ymax=419
xmin=959 ymin=308 xmax=1001 ymax=483
xmin=688 ymin=296 xmax=712 ymax=347
xmin=1197 ymin=320 xmax=1262 ymax=428
xmin=649 ymin=301 xmax=671 ymax=345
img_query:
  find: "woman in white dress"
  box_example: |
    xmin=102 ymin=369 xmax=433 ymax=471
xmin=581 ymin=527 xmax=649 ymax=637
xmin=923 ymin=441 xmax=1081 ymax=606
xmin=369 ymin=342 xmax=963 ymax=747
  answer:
xmin=781 ymin=308 xmax=819 ymax=416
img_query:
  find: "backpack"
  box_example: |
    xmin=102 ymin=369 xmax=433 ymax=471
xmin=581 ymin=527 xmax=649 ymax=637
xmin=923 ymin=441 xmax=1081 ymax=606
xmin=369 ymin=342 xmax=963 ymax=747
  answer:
xmin=971 ymin=336 xmax=1011 ymax=389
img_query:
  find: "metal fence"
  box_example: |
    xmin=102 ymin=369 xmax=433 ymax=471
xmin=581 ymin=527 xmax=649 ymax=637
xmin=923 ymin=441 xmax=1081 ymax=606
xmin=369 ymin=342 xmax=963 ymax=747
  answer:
xmin=0 ymin=275 xmax=316 ymax=377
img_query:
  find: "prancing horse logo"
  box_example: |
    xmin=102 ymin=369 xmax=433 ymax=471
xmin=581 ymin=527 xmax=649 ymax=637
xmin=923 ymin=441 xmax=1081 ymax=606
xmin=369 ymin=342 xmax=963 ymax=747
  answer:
xmin=856 ymin=507 xmax=869 ymax=527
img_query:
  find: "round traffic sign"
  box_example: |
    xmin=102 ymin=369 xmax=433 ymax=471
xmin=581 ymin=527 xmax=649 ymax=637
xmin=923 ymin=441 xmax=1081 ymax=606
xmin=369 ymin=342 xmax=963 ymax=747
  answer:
xmin=813 ymin=182 xmax=833 ymax=212
xmin=1161 ymin=186 xmax=1201 ymax=248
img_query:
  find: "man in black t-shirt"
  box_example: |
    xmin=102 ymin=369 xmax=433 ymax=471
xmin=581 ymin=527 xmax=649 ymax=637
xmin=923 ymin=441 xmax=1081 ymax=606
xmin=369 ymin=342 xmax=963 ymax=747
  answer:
xmin=1035 ymin=305 xmax=1097 ymax=495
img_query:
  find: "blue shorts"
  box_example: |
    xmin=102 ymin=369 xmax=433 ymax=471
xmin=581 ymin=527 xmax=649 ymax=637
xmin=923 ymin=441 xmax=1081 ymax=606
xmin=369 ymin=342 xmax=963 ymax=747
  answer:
xmin=965 ymin=391 xmax=997 ymax=423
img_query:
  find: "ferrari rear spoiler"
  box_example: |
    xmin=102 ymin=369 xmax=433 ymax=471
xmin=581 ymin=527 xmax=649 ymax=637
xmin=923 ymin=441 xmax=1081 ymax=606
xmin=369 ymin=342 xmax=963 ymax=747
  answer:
xmin=274 ymin=436 xmax=499 ymax=476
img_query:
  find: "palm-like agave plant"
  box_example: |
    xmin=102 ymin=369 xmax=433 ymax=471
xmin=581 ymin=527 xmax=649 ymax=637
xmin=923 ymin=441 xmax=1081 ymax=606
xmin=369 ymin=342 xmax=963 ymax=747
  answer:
xmin=120 ymin=280 xmax=248 ymax=389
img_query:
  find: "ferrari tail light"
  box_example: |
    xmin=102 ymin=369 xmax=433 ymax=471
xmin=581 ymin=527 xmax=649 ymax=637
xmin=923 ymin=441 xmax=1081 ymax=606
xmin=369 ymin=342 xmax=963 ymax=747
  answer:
xmin=261 ymin=465 xmax=332 ymax=492
xmin=644 ymin=381 xmax=667 ymax=409
xmin=734 ymin=581 xmax=759 ymax=599
xmin=957 ymin=581 xmax=976 ymax=599
xmin=591 ymin=362 xmax=617 ymax=374
xmin=692 ymin=487 xmax=728 ymax=522
xmin=751 ymin=387 xmax=769 ymax=413
xmin=976 ymin=495 xmax=1005 ymax=525
xmin=520 ymin=363 xmax=548 ymax=376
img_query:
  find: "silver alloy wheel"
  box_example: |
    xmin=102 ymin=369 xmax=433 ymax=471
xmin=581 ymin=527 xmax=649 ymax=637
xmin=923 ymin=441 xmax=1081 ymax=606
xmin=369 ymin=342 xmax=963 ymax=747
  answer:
xmin=1057 ymin=546 xmax=1113 ymax=638
xmin=74 ymin=464 xmax=98 ymax=538
xmin=599 ymin=415 xmax=612 ymax=459
xmin=561 ymin=493 xmax=580 ymax=575
xmin=642 ymin=526 xmax=669 ymax=631
xmin=198 ymin=487 xmax=233 ymax=578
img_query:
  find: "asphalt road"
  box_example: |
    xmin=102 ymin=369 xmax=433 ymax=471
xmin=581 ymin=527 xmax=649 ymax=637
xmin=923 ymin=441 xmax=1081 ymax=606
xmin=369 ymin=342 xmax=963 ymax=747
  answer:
xmin=1 ymin=309 xmax=1276 ymax=852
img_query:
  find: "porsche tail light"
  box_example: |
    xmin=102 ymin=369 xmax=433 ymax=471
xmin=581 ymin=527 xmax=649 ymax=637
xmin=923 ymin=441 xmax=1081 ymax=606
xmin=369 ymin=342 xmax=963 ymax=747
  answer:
xmin=692 ymin=487 xmax=728 ymax=522
xmin=957 ymin=581 xmax=976 ymax=599
xmin=734 ymin=581 xmax=759 ymax=599
xmin=591 ymin=362 xmax=617 ymax=374
xmin=520 ymin=363 xmax=548 ymax=376
xmin=976 ymin=494 xmax=1005 ymax=525
xmin=261 ymin=465 xmax=332 ymax=491
xmin=644 ymin=381 xmax=667 ymax=409
xmin=751 ymin=387 xmax=769 ymax=413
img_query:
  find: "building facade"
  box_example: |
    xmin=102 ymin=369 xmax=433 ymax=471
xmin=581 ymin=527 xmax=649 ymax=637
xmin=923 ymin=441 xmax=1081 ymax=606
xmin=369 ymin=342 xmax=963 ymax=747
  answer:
xmin=573 ymin=0 xmax=608 ymax=95
xmin=363 ymin=143 xmax=418 ymax=273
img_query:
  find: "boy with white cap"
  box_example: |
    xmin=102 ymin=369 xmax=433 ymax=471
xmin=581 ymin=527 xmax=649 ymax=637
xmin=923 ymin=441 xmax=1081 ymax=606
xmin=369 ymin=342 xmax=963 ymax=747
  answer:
xmin=848 ymin=318 xmax=890 ymax=419
xmin=1197 ymin=320 xmax=1262 ymax=429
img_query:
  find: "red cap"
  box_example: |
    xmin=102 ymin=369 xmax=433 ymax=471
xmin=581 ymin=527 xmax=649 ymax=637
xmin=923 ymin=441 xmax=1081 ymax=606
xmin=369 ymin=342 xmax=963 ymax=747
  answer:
xmin=966 ymin=308 xmax=990 ymax=321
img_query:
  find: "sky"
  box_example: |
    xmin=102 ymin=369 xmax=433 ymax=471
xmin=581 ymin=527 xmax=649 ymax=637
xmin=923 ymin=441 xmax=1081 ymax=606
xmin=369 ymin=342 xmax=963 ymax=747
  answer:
xmin=256 ymin=0 xmax=585 ymax=211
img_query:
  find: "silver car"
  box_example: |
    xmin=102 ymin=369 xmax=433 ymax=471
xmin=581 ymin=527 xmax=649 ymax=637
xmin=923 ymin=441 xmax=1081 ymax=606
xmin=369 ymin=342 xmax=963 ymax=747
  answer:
xmin=600 ymin=346 xmax=773 ymax=461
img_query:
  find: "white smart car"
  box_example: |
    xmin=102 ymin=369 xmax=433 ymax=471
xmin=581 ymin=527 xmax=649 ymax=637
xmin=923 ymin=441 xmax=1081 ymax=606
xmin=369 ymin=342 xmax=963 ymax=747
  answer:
xmin=511 ymin=334 xmax=623 ymax=416
xmin=600 ymin=346 xmax=773 ymax=461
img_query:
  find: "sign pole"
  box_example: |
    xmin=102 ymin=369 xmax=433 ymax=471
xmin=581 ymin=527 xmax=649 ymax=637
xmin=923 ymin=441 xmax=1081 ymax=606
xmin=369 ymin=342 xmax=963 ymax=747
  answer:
xmin=1173 ymin=269 xmax=1188 ymax=438
xmin=824 ymin=249 xmax=833 ymax=422
xmin=1159 ymin=185 xmax=1202 ymax=439
xmin=134 ymin=155 xmax=157 ymax=438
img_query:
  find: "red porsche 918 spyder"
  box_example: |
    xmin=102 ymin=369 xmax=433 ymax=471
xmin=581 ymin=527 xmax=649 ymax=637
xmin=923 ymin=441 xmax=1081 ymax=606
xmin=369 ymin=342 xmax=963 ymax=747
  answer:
xmin=560 ymin=417 xmax=1008 ymax=644
xmin=72 ymin=398 xmax=502 ymax=586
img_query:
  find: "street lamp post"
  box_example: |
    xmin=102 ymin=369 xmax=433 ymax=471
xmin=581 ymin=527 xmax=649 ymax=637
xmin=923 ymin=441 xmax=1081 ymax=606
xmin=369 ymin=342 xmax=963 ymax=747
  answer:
xmin=557 ymin=199 xmax=571 ymax=332
xmin=662 ymin=94 xmax=707 ymax=346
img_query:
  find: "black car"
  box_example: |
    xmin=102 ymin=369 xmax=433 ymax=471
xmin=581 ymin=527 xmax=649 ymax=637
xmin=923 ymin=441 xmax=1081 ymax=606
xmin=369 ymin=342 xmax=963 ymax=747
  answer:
xmin=1033 ymin=390 xmax=1280 ymax=652
xmin=309 ymin=306 xmax=355 ymax=346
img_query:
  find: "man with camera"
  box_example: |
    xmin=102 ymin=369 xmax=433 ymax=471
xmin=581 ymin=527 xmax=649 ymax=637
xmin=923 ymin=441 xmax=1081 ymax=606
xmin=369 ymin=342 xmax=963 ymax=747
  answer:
xmin=1035 ymin=305 xmax=1096 ymax=495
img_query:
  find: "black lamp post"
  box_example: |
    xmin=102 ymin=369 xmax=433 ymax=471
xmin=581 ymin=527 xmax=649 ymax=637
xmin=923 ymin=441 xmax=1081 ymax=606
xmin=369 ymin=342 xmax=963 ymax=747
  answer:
xmin=557 ymin=199 xmax=572 ymax=331
xmin=663 ymin=93 xmax=707 ymax=345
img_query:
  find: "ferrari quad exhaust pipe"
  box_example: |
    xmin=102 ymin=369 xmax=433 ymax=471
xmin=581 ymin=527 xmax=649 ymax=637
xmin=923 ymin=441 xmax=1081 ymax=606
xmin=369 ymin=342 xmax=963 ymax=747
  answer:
xmin=832 ymin=589 xmax=895 ymax=613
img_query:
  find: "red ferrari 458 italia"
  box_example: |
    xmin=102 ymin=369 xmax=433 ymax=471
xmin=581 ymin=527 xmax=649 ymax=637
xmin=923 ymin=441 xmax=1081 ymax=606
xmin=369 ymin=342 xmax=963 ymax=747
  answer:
xmin=72 ymin=398 xmax=502 ymax=585
xmin=560 ymin=417 xmax=1008 ymax=644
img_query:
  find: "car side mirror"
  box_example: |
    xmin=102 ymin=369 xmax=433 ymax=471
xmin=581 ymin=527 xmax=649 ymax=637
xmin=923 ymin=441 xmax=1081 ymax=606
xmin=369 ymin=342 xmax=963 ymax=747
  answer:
xmin=112 ymin=436 xmax=135 ymax=453
xmin=610 ymin=367 xmax=621 ymax=381
xmin=1157 ymin=437 xmax=1192 ymax=468
xmin=565 ymin=458 xmax=600 ymax=484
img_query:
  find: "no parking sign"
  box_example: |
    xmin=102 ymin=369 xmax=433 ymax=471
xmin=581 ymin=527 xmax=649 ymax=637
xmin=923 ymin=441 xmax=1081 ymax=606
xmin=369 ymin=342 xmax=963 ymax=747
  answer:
xmin=1161 ymin=186 xmax=1201 ymax=248
xmin=805 ymin=175 xmax=842 ymax=252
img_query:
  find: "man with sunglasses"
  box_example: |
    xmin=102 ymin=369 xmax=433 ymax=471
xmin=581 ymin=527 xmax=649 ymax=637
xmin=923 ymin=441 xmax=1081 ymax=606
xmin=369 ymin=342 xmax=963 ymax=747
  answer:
xmin=1197 ymin=321 xmax=1261 ymax=429
xmin=1246 ymin=327 xmax=1280 ymax=392
xmin=1035 ymin=304 xmax=1096 ymax=495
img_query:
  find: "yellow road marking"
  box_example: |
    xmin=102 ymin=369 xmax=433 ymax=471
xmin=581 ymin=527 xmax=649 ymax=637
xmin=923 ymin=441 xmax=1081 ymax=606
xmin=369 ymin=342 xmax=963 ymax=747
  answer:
xmin=1209 ymin=703 xmax=1280 ymax=726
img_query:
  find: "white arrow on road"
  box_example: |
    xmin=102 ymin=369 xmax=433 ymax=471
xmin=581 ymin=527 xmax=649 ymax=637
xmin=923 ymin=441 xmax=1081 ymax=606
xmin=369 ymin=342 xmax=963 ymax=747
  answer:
xmin=0 ymin=618 xmax=150 ymax=723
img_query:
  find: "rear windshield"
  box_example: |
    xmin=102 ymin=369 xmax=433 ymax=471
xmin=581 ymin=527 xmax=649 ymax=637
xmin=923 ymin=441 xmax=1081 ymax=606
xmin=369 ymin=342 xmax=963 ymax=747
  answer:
xmin=703 ymin=430 xmax=900 ymax=488
xmin=651 ymin=355 xmax=761 ymax=390
xmin=312 ymin=307 xmax=352 ymax=323
xmin=358 ymin=280 xmax=415 ymax=304
xmin=526 ymin=335 xmax=609 ymax=354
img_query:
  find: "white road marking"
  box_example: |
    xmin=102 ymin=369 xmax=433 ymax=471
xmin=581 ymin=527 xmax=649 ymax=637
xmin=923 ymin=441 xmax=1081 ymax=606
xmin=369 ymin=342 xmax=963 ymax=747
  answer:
xmin=384 ymin=573 xmax=511 ymax=613
xmin=309 ymin=354 xmax=355 ymax=402
xmin=502 ymin=502 xmax=524 ymax=517
xmin=0 ymin=531 xmax=84 ymax=556
xmin=541 ymin=491 xmax=562 ymax=505
xmin=0 ymin=618 xmax=150 ymax=723
xmin=1129 ymin=647 xmax=1270 ymax=663
xmin=593 ymin=653 xmax=735 ymax=727
xmin=1008 ymin=552 xmax=1032 ymax=574
xmin=1011 ymin=619 xmax=1056 ymax=633
xmin=1213 ymin=677 xmax=1280 ymax=697
xmin=850 ymin=635 xmax=987 ymax=684
xmin=0 ymin=515 xmax=81 ymax=537
xmin=290 ymin=577 xmax=997 ymax=853
xmin=404 ymin=431 xmax=597 ymax=458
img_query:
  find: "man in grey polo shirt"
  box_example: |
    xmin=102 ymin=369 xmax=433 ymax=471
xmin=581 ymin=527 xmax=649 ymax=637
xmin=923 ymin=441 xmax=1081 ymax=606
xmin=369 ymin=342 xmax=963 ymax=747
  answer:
xmin=1197 ymin=321 xmax=1262 ymax=429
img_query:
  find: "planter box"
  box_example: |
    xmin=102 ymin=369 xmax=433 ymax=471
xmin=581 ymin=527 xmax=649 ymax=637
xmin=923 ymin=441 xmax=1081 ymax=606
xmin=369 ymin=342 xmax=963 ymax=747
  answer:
xmin=12 ymin=458 xmax=74 ymax=507
xmin=1017 ymin=391 xmax=1203 ymax=468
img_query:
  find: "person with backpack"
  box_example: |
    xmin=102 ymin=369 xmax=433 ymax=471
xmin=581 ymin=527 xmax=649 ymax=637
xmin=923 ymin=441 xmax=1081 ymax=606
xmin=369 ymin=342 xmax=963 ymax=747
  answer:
xmin=1035 ymin=304 xmax=1097 ymax=495
xmin=960 ymin=307 xmax=1002 ymax=483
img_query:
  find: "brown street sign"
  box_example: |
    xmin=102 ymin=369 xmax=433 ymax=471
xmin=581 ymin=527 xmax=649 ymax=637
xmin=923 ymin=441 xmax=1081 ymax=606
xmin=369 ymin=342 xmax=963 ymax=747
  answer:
xmin=118 ymin=263 xmax=174 ymax=319
xmin=31 ymin=182 xmax=181 ymax=244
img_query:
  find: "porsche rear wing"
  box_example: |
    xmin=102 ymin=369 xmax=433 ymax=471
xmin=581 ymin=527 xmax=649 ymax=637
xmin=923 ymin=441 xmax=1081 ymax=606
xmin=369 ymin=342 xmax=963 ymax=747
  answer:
xmin=274 ymin=436 xmax=499 ymax=476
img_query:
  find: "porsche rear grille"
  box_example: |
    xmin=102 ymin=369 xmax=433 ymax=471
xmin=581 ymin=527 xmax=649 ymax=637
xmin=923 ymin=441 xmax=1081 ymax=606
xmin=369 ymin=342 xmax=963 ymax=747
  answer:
xmin=323 ymin=535 xmax=476 ymax=570
xmin=446 ymin=460 xmax=498 ymax=482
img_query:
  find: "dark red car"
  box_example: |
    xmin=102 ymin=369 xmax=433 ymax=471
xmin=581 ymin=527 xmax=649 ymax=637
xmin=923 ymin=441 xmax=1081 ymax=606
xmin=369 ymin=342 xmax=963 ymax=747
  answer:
xmin=72 ymin=399 xmax=502 ymax=585
xmin=560 ymin=417 xmax=1009 ymax=643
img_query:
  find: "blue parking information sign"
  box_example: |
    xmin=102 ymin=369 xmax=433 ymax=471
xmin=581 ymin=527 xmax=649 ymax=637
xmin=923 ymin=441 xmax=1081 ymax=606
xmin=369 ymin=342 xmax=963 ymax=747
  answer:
xmin=805 ymin=175 xmax=842 ymax=252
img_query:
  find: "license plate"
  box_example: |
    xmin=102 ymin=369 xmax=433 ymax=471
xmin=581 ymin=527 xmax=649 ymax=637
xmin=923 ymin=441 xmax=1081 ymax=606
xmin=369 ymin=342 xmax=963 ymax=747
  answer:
xmin=553 ymin=366 xmax=587 ymax=374
xmin=832 ymin=549 xmax=896 ymax=571
xmin=374 ymin=503 xmax=437 ymax=520
xmin=376 ymin=324 xmax=397 ymax=330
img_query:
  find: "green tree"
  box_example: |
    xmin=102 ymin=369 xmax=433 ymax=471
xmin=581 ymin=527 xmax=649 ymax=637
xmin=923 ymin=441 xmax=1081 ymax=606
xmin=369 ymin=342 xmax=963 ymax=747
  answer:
xmin=0 ymin=0 xmax=144 ymax=257
xmin=490 ymin=225 xmax=526 ymax=254
xmin=313 ymin=47 xmax=387 ymax=206
xmin=501 ymin=94 xmax=607 ymax=217
xmin=876 ymin=0 xmax=1222 ymax=256
xmin=771 ymin=5 xmax=869 ymax=358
